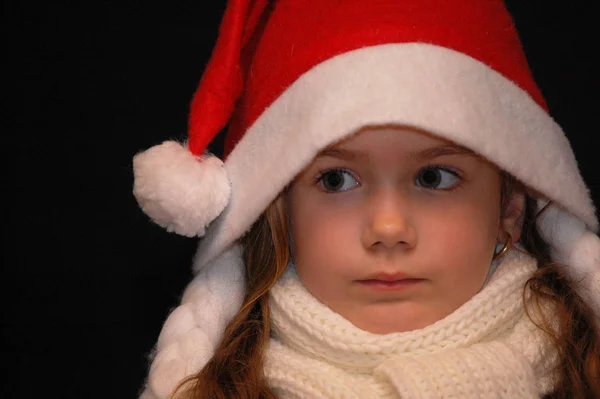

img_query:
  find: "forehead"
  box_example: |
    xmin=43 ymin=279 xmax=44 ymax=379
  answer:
xmin=316 ymin=126 xmax=481 ymax=162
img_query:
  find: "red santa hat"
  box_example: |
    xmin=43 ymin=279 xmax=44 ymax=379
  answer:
xmin=134 ymin=1 xmax=599 ymax=396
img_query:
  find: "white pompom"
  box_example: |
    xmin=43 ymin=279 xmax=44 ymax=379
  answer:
xmin=133 ymin=141 xmax=231 ymax=237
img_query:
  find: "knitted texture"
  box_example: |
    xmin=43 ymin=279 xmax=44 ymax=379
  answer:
xmin=140 ymin=246 xmax=246 ymax=399
xmin=266 ymin=249 xmax=558 ymax=398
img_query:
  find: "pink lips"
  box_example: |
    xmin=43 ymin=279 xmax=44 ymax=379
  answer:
xmin=357 ymin=272 xmax=423 ymax=291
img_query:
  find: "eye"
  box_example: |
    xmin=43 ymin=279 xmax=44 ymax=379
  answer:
xmin=317 ymin=169 xmax=359 ymax=192
xmin=415 ymin=166 xmax=461 ymax=190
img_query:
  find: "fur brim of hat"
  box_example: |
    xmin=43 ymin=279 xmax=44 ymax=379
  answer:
xmin=196 ymin=43 xmax=597 ymax=267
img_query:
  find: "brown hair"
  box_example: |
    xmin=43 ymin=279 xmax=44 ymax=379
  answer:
xmin=501 ymin=174 xmax=600 ymax=399
xmin=170 ymin=194 xmax=289 ymax=399
xmin=173 ymin=174 xmax=600 ymax=399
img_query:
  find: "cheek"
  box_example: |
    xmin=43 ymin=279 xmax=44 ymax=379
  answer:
xmin=289 ymin=201 xmax=361 ymax=303
xmin=420 ymin=198 xmax=499 ymax=265
xmin=289 ymin=198 xmax=359 ymax=271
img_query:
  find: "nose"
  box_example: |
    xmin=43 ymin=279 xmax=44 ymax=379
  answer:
xmin=361 ymin=188 xmax=417 ymax=251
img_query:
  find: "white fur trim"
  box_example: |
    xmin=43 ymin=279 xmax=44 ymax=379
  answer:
xmin=196 ymin=43 xmax=597 ymax=267
xmin=140 ymin=245 xmax=245 ymax=398
xmin=133 ymin=141 xmax=231 ymax=237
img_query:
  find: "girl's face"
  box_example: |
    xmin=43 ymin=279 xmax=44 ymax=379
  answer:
xmin=287 ymin=126 xmax=524 ymax=334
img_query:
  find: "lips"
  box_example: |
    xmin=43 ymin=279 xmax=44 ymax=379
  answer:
xmin=357 ymin=272 xmax=424 ymax=291
xmin=362 ymin=272 xmax=417 ymax=282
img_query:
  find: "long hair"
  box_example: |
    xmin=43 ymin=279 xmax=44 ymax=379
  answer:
xmin=170 ymin=193 xmax=289 ymax=399
xmin=172 ymin=174 xmax=600 ymax=399
xmin=501 ymin=174 xmax=600 ymax=399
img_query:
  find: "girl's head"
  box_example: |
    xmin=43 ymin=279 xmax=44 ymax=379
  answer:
xmin=133 ymin=0 xmax=596 ymax=272
xmin=133 ymin=0 xmax=599 ymax=397
xmin=287 ymin=125 xmax=525 ymax=333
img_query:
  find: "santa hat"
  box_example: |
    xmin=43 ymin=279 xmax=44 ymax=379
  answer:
xmin=134 ymin=0 xmax=599 ymax=397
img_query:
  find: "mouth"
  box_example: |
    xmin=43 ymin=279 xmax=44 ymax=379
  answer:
xmin=356 ymin=272 xmax=424 ymax=291
xmin=357 ymin=278 xmax=424 ymax=291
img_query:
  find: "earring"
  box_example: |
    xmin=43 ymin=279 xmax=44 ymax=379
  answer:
xmin=492 ymin=234 xmax=512 ymax=261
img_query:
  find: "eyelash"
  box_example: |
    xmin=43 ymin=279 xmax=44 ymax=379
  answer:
xmin=421 ymin=164 xmax=464 ymax=191
xmin=314 ymin=165 xmax=464 ymax=192
xmin=314 ymin=167 xmax=357 ymax=188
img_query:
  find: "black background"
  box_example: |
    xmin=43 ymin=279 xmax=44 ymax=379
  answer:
xmin=3 ymin=1 xmax=599 ymax=398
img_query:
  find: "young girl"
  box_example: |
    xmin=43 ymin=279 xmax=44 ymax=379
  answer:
xmin=133 ymin=0 xmax=600 ymax=398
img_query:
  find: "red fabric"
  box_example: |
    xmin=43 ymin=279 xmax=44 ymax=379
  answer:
xmin=187 ymin=0 xmax=548 ymax=158
xmin=188 ymin=0 xmax=270 ymax=156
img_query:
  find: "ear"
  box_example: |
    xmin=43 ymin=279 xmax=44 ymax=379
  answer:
xmin=500 ymin=188 xmax=526 ymax=243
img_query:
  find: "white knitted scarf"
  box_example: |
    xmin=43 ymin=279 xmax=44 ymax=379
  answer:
xmin=265 ymin=249 xmax=558 ymax=398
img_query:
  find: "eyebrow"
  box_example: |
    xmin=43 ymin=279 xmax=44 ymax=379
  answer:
xmin=414 ymin=144 xmax=477 ymax=161
xmin=316 ymin=144 xmax=477 ymax=162
xmin=316 ymin=147 xmax=369 ymax=161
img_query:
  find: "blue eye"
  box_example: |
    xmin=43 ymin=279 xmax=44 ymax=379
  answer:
xmin=416 ymin=166 xmax=461 ymax=190
xmin=317 ymin=169 xmax=359 ymax=192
